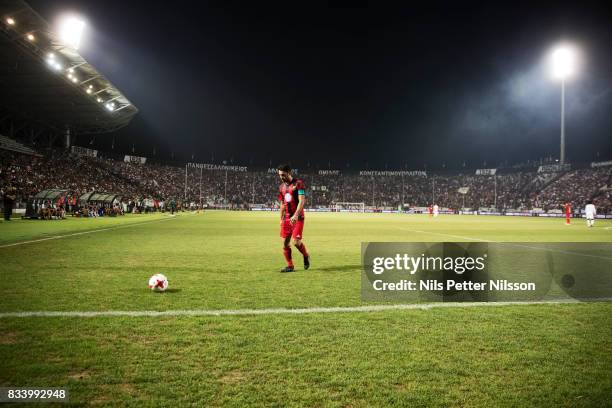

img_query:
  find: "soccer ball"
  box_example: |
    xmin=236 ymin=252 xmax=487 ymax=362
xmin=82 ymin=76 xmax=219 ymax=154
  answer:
xmin=148 ymin=273 xmax=169 ymax=292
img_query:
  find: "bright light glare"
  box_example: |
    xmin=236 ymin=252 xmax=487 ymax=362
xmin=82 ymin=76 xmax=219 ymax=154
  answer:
xmin=27 ymin=33 xmax=35 ymax=41
xmin=59 ymin=17 xmax=85 ymax=49
xmin=551 ymin=45 xmax=577 ymax=80
xmin=6 ymin=17 xmax=15 ymax=25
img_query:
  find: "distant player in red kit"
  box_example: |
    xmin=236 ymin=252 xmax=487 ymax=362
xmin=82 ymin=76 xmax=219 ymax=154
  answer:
xmin=565 ymin=202 xmax=571 ymax=225
xmin=277 ymin=164 xmax=310 ymax=272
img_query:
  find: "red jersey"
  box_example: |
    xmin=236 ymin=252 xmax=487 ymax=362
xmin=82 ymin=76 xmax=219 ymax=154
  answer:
xmin=279 ymin=178 xmax=306 ymax=220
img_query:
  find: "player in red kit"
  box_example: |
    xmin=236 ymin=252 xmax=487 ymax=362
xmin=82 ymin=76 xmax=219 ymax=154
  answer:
xmin=565 ymin=202 xmax=571 ymax=225
xmin=277 ymin=164 xmax=310 ymax=273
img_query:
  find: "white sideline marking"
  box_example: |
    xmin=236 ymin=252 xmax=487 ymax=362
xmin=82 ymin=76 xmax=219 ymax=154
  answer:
xmin=0 ymin=216 xmax=178 ymax=249
xmin=1 ymin=299 xmax=610 ymax=318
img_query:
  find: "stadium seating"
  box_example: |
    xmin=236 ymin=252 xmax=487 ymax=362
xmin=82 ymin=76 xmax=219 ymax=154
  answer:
xmin=1 ymin=147 xmax=610 ymax=214
xmin=532 ymin=168 xmax=612 ymax=212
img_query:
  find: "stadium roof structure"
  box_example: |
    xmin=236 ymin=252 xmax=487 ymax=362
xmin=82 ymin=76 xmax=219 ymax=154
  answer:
xmin=0 ymin=0 xmax=138 ymax=137
xmin=32 ymin=189 xmax=68 ymax=201
xmin=78 ymin=191 xmax=121 ymax=204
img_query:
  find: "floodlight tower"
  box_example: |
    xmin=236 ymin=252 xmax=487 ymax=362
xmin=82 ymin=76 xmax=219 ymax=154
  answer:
xmin=58 ymin=15 xmax=85 ymax=148
xmin=550 ymin=45 xmax=577 ymax=164
xmin=59 ymin=16 xmax=85 ymax=49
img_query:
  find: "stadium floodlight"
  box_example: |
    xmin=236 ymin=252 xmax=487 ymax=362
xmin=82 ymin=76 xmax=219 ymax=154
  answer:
xmin=6 ymin=17 xmax=15 ymax=25
xmin=27 ymin=33 xmax=35 ymax=41
xmin=96 ymin=97 xmax=102 ymax=103
xmin=549 ymin=43 xmax=579 ymax=164
xmin=59 ymin=17 xmax=85 ymax=49
xmin=86 ymin=88 xmax=92 ymax=94
xmin=71 ymin=76 xmax=78 ymax=83
xmin=551 ymin=46 xmax=576 ymax=80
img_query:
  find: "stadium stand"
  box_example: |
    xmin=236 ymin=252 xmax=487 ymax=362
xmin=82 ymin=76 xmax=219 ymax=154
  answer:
xmin=2 ymin=147 xmax=611 ymax=217
xmin=532 ymin=168 xmax=612 ymax=212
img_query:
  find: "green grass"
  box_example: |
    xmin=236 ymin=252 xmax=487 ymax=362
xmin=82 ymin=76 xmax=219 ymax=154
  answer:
xmin=1 ymin=212 xmax=611 ymax=406
xmin=0 ymin=213 xmax=168 ymax=245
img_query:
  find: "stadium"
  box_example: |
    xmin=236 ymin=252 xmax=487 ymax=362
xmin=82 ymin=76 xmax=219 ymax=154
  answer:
xmin=1 ymin=1 xmax=611 ymax=406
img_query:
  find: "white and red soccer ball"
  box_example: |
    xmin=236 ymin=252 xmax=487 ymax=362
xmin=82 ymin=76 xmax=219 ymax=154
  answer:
xmin=148 ymin=273 xmax=169 ymax=292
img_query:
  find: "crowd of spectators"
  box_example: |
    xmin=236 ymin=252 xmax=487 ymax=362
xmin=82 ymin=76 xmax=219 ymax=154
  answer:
xmin=302 ymin=172 xmax=536 ymax=210
xmin=0 ymin=149 xmax=139 ymax=202
xmin=1 ymin=148 xmax=611 ymax=215
xmin=532 ymin=168 xmax=612 ymax=212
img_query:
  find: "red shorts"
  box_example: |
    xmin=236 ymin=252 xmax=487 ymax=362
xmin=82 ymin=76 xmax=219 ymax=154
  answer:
xmin=280 ymin=218 xmax=305 ymax=239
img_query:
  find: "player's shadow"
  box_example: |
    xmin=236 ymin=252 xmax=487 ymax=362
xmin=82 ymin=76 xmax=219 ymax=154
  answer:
xmin=316 ymin=264 xmax=362 ymax=273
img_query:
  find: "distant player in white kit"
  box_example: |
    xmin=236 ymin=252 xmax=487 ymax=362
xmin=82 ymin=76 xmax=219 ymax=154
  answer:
xmin=433 ymin=204 xmax=439 ymax=217
xmin=585 ymin=201 xmax=596 ymax=228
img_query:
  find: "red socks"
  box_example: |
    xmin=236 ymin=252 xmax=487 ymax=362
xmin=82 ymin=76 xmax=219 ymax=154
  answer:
xmin=283 ymin=247 xmax=294 ymax=267
xmin=283 ymin=244 xmax=308 ymax=267
xmin=295 ymin=242 xmax=309 ymax=257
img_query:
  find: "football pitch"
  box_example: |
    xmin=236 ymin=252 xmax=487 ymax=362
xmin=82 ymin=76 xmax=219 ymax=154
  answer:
xmin=1 ymin=212 xmax=611 ymax=407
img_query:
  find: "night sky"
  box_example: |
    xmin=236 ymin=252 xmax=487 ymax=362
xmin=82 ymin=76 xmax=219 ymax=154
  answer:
xmin=29 ymin=1 xmax=612 ymax=169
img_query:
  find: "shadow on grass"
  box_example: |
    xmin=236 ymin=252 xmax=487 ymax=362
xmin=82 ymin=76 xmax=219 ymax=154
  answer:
xmin=150 ymin=288 xmax=182 ymax=293
xmin=315 ymin=264 xmax=362 ymax=273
